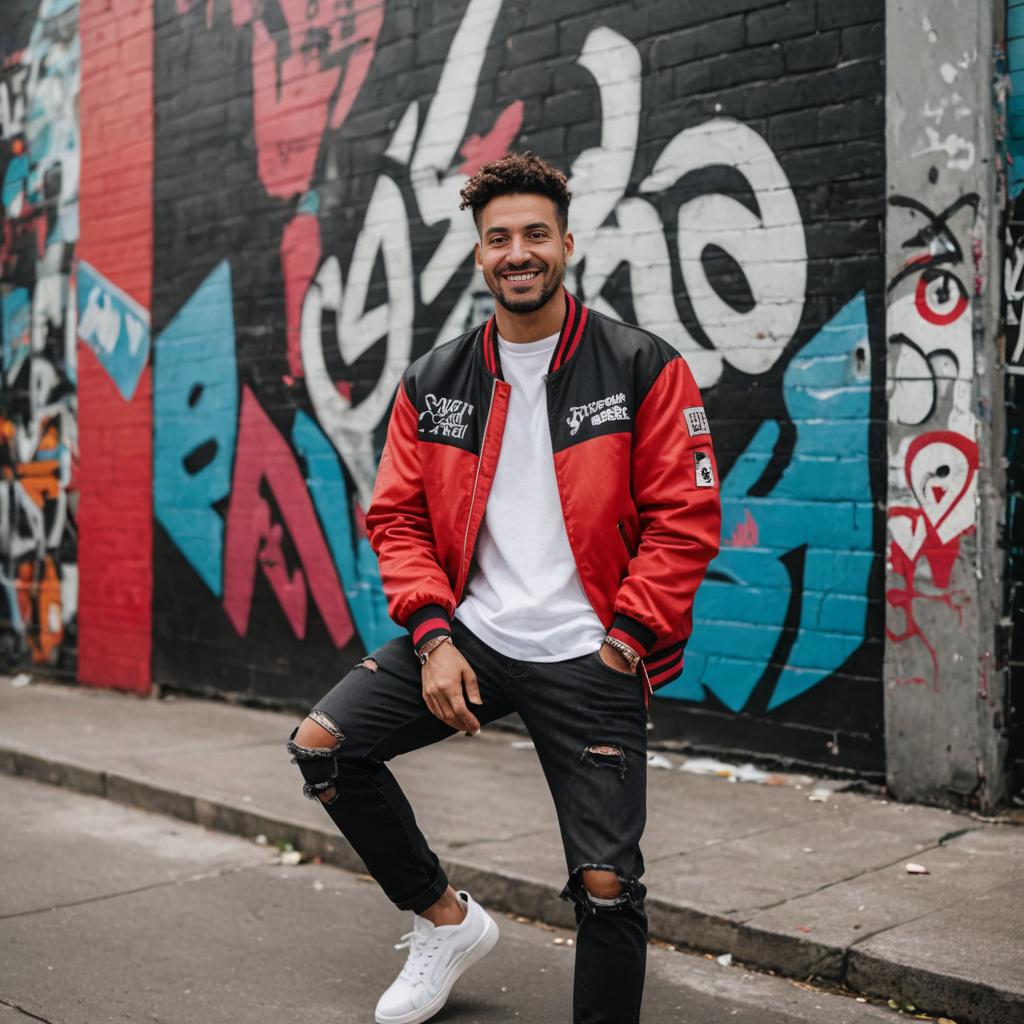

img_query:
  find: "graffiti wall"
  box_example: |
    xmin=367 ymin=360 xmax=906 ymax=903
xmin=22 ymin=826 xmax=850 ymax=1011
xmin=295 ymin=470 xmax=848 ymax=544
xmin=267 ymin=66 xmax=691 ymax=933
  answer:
xmin=1004 ymin=0 xmax=1024 ymax=796
xmin=0 ymin=0 xmax=890 ymax=770
xmin=0 ymin=0 xmax=79 ymax=673
xmin=145 ymin=0 xmax=886 ymax=770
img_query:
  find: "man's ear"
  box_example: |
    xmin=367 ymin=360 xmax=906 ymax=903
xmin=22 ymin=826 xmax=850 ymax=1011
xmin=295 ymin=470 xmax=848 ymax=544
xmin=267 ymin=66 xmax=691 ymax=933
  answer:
xmin=474 ymin=241 xmax=482 ymax=269
xmin=563 ymin=231 xmax=575 ymax=261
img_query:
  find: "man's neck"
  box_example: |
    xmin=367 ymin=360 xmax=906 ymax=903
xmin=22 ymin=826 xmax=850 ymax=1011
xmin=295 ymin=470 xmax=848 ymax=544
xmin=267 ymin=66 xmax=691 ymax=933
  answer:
xmin=494 ymin=287 xmax=565 ymax=343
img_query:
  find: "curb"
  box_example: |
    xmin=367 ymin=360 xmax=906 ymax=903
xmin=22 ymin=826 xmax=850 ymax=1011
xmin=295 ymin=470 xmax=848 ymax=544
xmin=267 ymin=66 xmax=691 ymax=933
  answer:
xmin=2 ymin=744 xmax=1017 ymax=1024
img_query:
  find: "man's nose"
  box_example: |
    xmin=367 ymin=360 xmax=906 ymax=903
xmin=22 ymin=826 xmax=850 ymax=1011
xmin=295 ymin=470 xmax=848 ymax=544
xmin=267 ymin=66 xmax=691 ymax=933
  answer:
xmin=507 ymin=236 xmax=530 ymax=264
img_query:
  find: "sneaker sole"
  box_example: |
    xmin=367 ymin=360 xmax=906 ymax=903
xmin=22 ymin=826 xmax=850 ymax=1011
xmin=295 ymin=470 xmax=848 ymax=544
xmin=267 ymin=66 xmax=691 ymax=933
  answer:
xmin=373 ymin=912 xmax=500 ymax=1024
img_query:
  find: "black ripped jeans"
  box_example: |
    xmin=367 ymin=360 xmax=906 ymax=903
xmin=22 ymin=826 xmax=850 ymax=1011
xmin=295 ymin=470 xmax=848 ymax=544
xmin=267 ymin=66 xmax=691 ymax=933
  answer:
xmin=287 ymin=619 xmax=649 ymax=1024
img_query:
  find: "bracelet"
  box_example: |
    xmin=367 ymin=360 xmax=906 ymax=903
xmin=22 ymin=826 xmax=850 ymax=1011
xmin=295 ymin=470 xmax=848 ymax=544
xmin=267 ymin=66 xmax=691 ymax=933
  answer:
xmin=417 ymin=634 xmax=453 ymax=665
xmin=602 ymin=635 xmax=640 ymax=674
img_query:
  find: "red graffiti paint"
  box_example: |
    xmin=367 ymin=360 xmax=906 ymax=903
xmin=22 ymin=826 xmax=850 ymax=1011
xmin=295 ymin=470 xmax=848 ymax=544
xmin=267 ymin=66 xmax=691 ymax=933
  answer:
xmin=728 ymin=508 xmax=758 ymax=548
xmin=913 ymin=269 xmax=968 ymax=326
xmin=230 ymin=0 xmax=383 ymax=199
xmin=281 ymin=210 xmax=321 ymax=379
xmin=223 ymin=387 xmax=354 ymax=648
xmin=885 ymin=431 xmax=978 ymax=690
xmin=459 ymin=101 xmax=525 ymax=176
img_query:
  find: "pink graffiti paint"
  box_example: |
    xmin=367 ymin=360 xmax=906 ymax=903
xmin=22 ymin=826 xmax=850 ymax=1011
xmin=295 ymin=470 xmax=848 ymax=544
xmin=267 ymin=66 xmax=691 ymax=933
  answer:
xmin=728 ymin=508 xmax=758 ymax=548
xmin=885 ymin=431 xmax=978 ymax=691
xmin=459 ymin=101 xmax=525 ymax=176
xmin=281 ymin=210 xmax=321 ymax=379
xmin=231 ymin=0 xmax=383 ymax=199
xmin=223 ymin=387 xmax=354 ymax=648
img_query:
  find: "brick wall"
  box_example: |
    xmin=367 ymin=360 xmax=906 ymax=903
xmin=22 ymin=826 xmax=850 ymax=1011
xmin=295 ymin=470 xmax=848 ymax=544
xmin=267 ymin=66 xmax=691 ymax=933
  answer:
xmin=1 ymin=0 xmax=888 ymax=772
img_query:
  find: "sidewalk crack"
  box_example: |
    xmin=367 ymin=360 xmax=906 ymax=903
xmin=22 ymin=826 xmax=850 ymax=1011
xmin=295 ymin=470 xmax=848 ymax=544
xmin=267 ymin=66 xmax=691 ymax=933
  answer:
xmin=844 ymin=876 xmax=1015 ymax=950
xmin=0 ymin=996 xmax=58 ymax=1023
xmin=645 ymin=818 xmax=818 ymax=865
xmin=0 ymin=861 xmax=268 ymax=923
xmin=446 ymin=827 xmax=548 ymax=850
xmin=730 ymin=842 xmax=946 ymax=919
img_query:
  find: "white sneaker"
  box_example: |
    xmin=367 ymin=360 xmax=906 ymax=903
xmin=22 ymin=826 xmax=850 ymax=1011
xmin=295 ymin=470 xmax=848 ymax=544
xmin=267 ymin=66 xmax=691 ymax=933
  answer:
xmin=374 ymin=890 xmax=500 ymax=1024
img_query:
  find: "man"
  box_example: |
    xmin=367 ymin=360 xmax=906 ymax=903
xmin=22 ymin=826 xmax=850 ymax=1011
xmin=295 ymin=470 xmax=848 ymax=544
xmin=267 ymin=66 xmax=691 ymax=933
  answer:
xmin=288 ymin=152 xmax=721 ymax=1024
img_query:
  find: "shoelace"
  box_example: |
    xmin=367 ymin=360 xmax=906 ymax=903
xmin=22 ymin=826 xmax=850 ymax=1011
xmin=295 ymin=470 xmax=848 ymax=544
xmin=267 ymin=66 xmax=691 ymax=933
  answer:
xmin=394 ymin=929 xmax=442 ymax=983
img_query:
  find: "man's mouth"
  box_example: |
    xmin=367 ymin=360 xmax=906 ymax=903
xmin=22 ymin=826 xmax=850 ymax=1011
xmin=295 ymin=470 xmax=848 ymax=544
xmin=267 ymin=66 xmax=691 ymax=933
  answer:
xmin=502 ymin=270 xmax=541 ymax=283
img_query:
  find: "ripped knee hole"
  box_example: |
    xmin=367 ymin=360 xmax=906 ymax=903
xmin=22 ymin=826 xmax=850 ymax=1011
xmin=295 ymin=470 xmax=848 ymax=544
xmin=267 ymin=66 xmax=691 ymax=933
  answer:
xmin=560 ymin=864 xmax=646 ymax=914
xmin=580 ymin=743 xmax=627 ymax=778
xmin=288 ymin=712 xmax=346 ymax=804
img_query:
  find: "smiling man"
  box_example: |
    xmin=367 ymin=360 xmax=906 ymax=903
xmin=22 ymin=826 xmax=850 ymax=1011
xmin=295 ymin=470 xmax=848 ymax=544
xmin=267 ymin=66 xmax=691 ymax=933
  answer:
xmin=287 ymin=153 xmax=721 ymax=1024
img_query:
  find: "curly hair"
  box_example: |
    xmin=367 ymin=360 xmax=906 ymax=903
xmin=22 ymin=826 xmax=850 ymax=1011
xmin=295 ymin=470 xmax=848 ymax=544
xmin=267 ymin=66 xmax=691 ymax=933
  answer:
xmin=459 ymin=152 xmax=572 ymax=233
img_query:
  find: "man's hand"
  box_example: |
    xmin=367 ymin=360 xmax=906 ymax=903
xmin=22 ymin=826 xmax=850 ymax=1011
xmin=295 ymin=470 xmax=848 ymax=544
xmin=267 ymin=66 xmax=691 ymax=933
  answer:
xmin=421 ymin=641 xmax=482 ymax=735
xmin=599 ymin=641 xmax=636 ymax=675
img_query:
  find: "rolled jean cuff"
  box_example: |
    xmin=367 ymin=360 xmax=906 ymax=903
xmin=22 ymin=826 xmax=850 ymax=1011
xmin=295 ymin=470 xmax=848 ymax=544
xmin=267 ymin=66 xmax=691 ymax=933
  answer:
xmin=395 ymin=863 xmax=450 ymax=914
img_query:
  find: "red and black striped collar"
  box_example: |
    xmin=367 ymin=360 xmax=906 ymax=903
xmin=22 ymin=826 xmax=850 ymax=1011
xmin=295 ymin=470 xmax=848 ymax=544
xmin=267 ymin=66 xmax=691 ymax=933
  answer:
xmin=481 ymin=290 xmax=590 ymax=379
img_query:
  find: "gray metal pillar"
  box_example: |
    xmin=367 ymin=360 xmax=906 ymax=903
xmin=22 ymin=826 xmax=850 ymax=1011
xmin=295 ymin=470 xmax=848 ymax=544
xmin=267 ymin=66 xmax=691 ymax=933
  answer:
xmin=884 ymin=0 xmax=1008 ymax=809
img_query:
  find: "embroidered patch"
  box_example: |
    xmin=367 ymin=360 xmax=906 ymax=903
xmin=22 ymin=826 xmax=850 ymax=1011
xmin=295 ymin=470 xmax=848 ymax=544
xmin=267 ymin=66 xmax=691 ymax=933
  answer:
xmin=682 ymin=406 xmax=710 ymax=437
xmin=694 ymin=450 xmax=715 ymax=488
xmin=419 ymin=394 xmax=474 ymax=439
xmin=566 ymin=392 xmax=629 ymax=436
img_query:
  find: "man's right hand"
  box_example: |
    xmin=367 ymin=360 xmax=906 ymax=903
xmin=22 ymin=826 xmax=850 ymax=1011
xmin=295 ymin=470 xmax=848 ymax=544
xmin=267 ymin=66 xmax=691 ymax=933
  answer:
xmin=421 ymin=641 xmax=482 ymax=735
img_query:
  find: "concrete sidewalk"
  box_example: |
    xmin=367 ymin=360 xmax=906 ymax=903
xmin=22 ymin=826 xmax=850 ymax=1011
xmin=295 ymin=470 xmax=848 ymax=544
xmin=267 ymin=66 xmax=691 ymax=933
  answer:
xmin=2 ymin=681 xmax=1021 ymax=1024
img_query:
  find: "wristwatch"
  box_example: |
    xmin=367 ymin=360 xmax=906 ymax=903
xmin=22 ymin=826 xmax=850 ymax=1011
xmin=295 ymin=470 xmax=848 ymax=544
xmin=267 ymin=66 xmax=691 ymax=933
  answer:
xmin=601 ymin=635 xmax=640 ymax=675
xmin=416 ymin=634 xmax=453 ymax=665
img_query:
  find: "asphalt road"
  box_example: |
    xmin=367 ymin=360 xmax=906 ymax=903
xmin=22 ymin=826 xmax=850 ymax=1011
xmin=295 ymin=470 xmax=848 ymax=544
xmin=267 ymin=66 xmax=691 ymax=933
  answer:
xmin=0 ymin=774 xmax=905 ymax=1024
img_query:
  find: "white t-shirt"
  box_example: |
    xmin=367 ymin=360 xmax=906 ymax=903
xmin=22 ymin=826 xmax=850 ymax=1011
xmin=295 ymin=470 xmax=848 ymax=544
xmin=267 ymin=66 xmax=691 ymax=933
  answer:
xmin=454 ymin=333 xmax=606 ymax=661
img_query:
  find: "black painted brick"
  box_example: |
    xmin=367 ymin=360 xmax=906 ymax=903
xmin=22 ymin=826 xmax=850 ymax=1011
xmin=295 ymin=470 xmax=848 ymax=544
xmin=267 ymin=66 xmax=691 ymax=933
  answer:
xmin=496 ymin=65 xmax=554 ymax=101
xmin=819 ymin=96 xmax=884 ymax=143
xmin=542 ymin=88 xmax=599 ymax=127
xmin=674 ymin=44 xmax=785 ymax=94
xmin=785 ymin=30 xmax=839 ymax=72
xmin=505 ymin=23 xmax=559 ymax=66
xmin=768 ymin=107 xmax=820 ymax=150
xmin=650 ymin=16 xmax=745 ymax=70
xmin=372 ymin=38 xmax=416 ymax=78
xmin=818 ymin=0 xmax=884 ymax=30
xmin=746 ymin=1 xmax=817 ymax=45
xmin=377 ymin=4 xmax=415 ymax=45
xmin=649 ymin=0 xmax=770 ymax=35
xmin=558 ymin=6 xmax=650 ymax=54
xmin=415 ymin=22 xmax=459 ymax=66
xmin=840 ymin=22 xmax=884 ymax=62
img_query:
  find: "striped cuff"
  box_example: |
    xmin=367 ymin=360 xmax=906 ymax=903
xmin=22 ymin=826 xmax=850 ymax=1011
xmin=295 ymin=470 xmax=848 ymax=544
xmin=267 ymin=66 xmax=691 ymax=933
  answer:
xmin=407 ymin=604 xmax=453 ymax=653
xmin=608 ymin=614 xmax=657 ymax=659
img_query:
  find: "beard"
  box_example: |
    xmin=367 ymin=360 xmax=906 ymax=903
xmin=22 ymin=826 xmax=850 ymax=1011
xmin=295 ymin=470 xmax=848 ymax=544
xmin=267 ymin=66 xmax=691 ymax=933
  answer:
xmin=490 ymin=264 xmax=564 ymax=314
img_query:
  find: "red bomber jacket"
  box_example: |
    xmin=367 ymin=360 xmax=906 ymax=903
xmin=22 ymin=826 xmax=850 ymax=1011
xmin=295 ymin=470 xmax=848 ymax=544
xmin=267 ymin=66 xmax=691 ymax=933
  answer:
xmin=365 ymin=290 xmax=722 ymax=701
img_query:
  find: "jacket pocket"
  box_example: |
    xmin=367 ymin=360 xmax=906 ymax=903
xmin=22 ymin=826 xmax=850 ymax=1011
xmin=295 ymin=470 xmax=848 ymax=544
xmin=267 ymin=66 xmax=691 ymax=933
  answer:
xmin=617 ymin=520 xmax=637 ymax=559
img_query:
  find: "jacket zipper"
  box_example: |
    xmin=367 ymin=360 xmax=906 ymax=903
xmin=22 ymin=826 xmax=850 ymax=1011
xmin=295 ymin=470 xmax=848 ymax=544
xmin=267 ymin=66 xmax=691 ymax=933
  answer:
xmin=457 ymin=377 xmax=498 ymax=598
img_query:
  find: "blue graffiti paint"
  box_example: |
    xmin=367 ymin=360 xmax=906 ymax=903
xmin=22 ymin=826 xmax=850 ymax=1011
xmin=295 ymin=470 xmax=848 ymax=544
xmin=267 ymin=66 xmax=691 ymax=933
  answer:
xmin=77 ymin=260 xmax=151 ymax=400
xmin=292 ymin=411 xmax=400 ymax=651
xmin=153 ymin=260 xmax=238 ymax=596
xmin=662 ymin=292 xmax=873 ymax=712
xmin=1009 ymin=1 xmax=1024 ymax=196
xmin=1 ymin=153 xmax=29 ymax=210
xmin=0 ymin=287 xmax=30 ymax=375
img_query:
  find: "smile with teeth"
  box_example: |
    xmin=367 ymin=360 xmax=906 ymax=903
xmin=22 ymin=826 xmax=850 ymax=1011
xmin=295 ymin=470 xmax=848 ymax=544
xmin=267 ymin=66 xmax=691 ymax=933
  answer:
xmin=504 ymin=270 xmax=540 ymax=283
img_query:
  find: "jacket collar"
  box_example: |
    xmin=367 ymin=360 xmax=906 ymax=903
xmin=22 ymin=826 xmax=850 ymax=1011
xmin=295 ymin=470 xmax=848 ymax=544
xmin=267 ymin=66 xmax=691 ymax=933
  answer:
xmin=481 ymin=289 xmax=590 ymax=380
